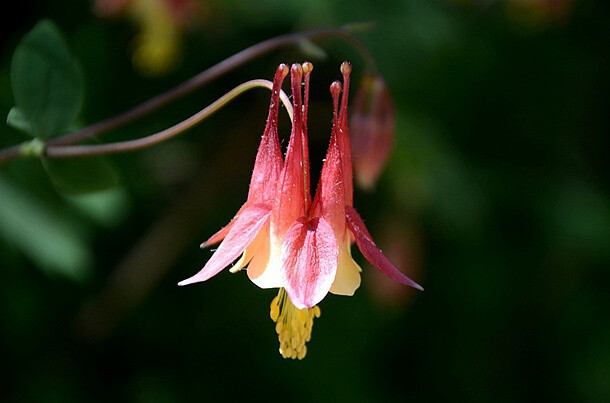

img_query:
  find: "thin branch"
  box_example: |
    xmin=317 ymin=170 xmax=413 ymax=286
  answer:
xmin=49 ymin=26 xmax=373 ymax=146
xmin=45 ymin=79 xmax=293 ymax=158
xmin=0 ymin=144 xmax=22 ymax=164
xmin=0 ymin=25 xmax=375 ymax=164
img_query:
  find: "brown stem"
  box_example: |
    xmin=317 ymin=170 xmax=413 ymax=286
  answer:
xmin=45 ymin=80 xmax=293 ymax=158
xmin=0 ymin=25 xmax=375 ymax=164
xmin=0 ymin=144 xmax=22 ymax=164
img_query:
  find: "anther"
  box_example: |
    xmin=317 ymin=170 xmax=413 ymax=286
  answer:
xmin=291 ymin=63 xmax=303 ymax=76
xmin=340 ymin=61 xmax=352 ymax=76
xmin=269 ymin=288 xmax=319 ymax=360
xmin=302 ymin=62 xmax=313 ymax=75
xmin=277 ymin=63 xmax=289 ymax=77
xmin=330 ymin=81 xmax=342 ymax=98
xmin=339 ymin=62 xmax=352 ymax=121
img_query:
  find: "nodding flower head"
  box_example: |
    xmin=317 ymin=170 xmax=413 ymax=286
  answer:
xmin=179 ymin=62 xmax=422 ymax=359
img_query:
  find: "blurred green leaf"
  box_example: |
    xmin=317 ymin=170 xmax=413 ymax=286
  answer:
xmin=297 ymin=38 xmax=328 ymax=60
xmin=64 ymin=187 xmax=130 ymax=227
xmin=6 ymin=107 xmax=35 ymax=136
xmin=0 ymin=174 xmax=92 ymax=281
xmin=42 ymin=157 xmax=119 ymax=195
xmin=10 ymin=19 xmax=84 ymax=138
xmin=547 ymin=181 xmax=610 ymax=259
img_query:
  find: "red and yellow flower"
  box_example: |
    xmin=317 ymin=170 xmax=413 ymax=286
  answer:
xmin=179 ymin=62 xmax=422 ymax=359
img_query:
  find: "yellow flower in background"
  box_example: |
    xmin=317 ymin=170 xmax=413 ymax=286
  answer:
xmin=129 ymin=0 xmax=180 ymax=76
xmin=95 ymin=0 xmax=200 ymax=76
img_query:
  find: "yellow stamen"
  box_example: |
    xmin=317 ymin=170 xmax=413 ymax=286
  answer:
xmin=269 ymin=288 xmax=320 ymax=360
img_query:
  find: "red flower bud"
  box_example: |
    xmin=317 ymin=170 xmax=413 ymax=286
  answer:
xmin=350 ymin=74 xmax=395 ymax=190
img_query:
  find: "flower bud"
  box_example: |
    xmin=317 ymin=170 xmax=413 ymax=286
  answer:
xmin=349 ymin=74 xmax=395 ymax=190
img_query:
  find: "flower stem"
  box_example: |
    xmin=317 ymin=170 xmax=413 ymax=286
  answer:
xmin=49 ymin=26 xmax=373 ymax=146
xmin=45 ymin=80 xmax=293 ymax=158
xmin=0 ymin=25 xmax=374 ymax=163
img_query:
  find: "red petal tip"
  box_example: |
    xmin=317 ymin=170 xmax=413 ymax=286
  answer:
xmin=345 ymin=206 xmax=423 ymax=291
xmin=180 ymin=204 xmax=272 ymax=286
xmin=177 ymin=278 xmax=195 ymax=286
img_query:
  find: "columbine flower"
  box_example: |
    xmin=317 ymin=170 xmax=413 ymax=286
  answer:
xmin=350 ymin=74 xmax=395 ymax=190
xmin=179 ymin=61 xmax=422 ymax=359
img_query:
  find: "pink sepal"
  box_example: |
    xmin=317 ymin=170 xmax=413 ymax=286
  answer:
xmin=345 ymin=205 xmax=423 ymax=291
xmin=179 ymin=203 xmax=272 ymax=285
xmin=200 ymin=204 xmax=245 ymax=248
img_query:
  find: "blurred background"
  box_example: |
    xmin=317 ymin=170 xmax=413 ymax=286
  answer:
xmin=1 ymin=0 xmax=609 ymax=401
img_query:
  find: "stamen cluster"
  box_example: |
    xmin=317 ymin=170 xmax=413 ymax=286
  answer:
xmin=270 ymin=288 xmax=320 ymax=359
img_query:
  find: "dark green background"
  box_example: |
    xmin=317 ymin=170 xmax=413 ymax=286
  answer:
xmin=1 ymin=1 xmax=609 ymax=401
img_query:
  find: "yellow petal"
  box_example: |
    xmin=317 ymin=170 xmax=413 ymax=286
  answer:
xmin=329 ymin=235 xmax=361 ymax=296
xmin=248 ymin=246 xmax=283 ymax=289
xmin=229 ymin=220 xmax=269 ymax=273
xmin=248 ymin=230 xmax=284 ymax=289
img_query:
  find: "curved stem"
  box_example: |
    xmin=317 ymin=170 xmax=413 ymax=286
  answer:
xmin=49 ymin=26 xmax=373 ymax=147
xmin=45 ymin=80 xmax=293 ymax=158
xmin=0 ymin=144 xmax=22 ymax=164
xmin=0 ymin=25 xmax=375 ymax=164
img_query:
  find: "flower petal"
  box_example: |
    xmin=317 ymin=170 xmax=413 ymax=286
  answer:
xmin=200 ymin=204 xmax=246 ymax=248
xmin=345 ymin=205 xmax=423 ymax=291
xmin=281 ymin=216 xmax=338 ymax=309
xmin=201 ymin=65 xmax=288 ymax=249
xmin=244 ymin=221 xmax=282 ymax=288
xmin=247 ymin=64 xmax=287 ymax=205
xmin=229 ymin=219 xmax=270 ymax=273
xmin=302 ymin=62 xmax=313 ymax=210
xmin=178 ymin=203 xmax=272 ymax=286
xmin=330 ymin=233 xmax=362 ymax=296
xmin=311 ymin=81 xmax=346 ymax=236
xmin=338 ymin=62 xmax=354 ymax=206
xmin=272 ymin=64 xmax=307 ymax=236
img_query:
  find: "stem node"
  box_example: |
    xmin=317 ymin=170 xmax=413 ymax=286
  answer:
xmin=20 ymin=138 xmax=45 ymax=158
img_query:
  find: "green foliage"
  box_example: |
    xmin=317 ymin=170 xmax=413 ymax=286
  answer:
xmin=1 ymin=2 xmax=610 ymax=402
xmin=7 ymin=20 xmax=120 ymax=195
xmin=64 ymin=188 xmax=130 ymax=228
xmin=42 ymin=157 xmax=119 ymax=195
xmin=297 ymin=38 xmax=328 ymax=60
xmin=0 ymin=174 xmax=93 ymax=282
xmin=6 ymin=107 xmax=35 ymax=135
xmin=10 ymin=20 xmax=84 ymax=139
